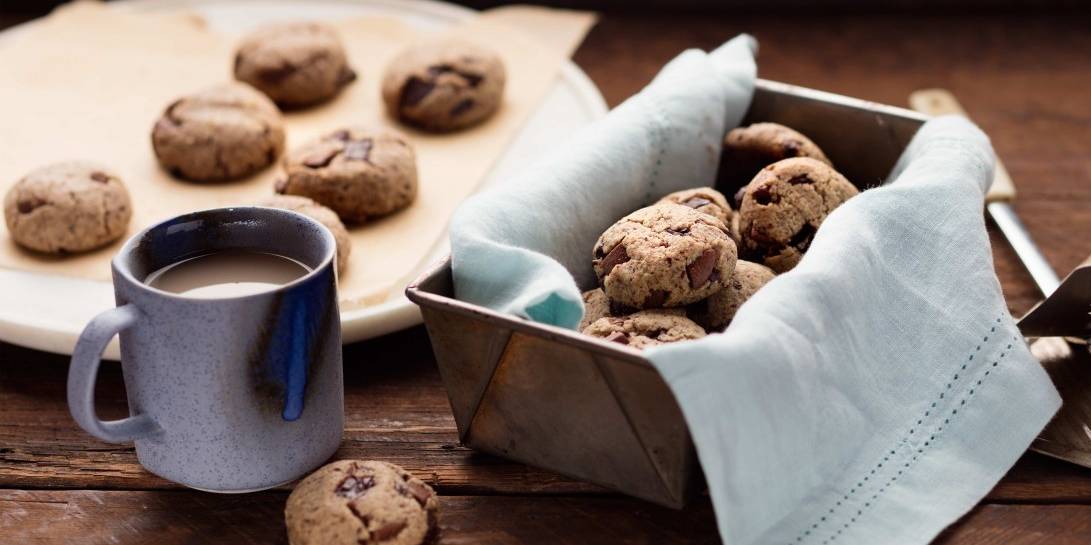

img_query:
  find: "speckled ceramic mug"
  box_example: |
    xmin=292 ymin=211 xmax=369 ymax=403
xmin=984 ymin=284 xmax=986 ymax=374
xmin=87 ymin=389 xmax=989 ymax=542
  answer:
xmin=67 ymin=207 xmax=344 ymax=493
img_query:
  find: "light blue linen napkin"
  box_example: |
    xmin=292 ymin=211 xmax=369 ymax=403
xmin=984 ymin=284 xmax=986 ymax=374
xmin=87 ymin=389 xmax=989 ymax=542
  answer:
xmin=449 ymin=35 xmax=1061 ymax=545
xmin=646 ymin=116 xmax=1060 ymax=545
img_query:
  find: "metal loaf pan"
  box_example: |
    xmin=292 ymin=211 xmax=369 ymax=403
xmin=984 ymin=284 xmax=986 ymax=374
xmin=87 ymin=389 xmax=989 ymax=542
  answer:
xmin=405 ymin=79 xmax=930 ymax=509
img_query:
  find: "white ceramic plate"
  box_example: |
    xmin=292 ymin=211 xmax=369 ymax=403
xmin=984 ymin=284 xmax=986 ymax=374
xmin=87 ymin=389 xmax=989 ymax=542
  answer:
xmin=0 ymin=0 xmax=606 ymax=359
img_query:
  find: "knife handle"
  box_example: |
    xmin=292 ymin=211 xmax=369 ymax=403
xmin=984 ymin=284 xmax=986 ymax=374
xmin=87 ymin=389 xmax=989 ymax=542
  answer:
xmin=909 ymin=89 xmax=1016 ymax=203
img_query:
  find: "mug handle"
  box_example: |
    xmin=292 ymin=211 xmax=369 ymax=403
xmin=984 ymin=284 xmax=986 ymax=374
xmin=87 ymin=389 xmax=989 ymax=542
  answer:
xmin=67 ymin=304 xmax=160 ymax=443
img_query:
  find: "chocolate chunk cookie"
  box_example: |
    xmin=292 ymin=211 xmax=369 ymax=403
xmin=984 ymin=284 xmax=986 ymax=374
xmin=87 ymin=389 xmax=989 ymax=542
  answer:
xmin=688 ymin=260 xmax=776 ymax=332
xmin=657 ymin=187 xmax=732 ymax=225
xmin=4 ymin=161 xmax=132 ymax=253
xmin=275 ymin=126 xmax=417 ymax=223
xmin=583 ymin=311 xmax=706 ymax=350
xmin=578 ymin=288 xmax=687 ymax=331
xmin=730 ymin=212 xmax=742 ymax=244
xmin=286 ymin=460 xmax=438 ymax=545
xmin=381 ymin=40 xmax=505 ymax=132
xmin=720 ymin=122 xmax=832 ymax=189
xmin=593 ymin=203 xmax=737 ymax=309
xmin=738 ymin=157 xmax=858 ymax=273
xmin=578 ymin=288 xmax=611 ymax=331
xmin=260 ymin=195 xmax=351 ymax=274
xmin=152 ymin=82 xmax=285 ymax=182
xmin=234 ymin=22 xmax=356 ymax=107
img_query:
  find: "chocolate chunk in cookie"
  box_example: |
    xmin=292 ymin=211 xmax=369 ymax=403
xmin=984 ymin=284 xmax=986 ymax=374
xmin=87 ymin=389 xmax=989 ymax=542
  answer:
xmin=234 ymin=22 xmax=356 ymax=108
xmin=4 ymin=161 xmax=132 ymax=254
xmin=688 ymin=260 xmax=776 ymax=332
xmin=583 ymin=310 xmax=707 ymax=350
xmin=592 ymin=203 xmax=737 ymax=309
xmin=259 ymin=195 xmax=352 ymax=274
xmin=276 ymin=126 xmax=417 ymax=224
xmin=657 ymin=187 xmax=733 ymax=225
xmin=286 ymin=460 xmax=438 ymax=545
xmin=152 ymin=82 xmax=285 ymax=182
xmin=738 ymin=157 xmax=858 ymax=273
xmin=381 ymin=40 xmax=505 ymax=132
xmin=719 ymin=122 xmax=832 ymax=191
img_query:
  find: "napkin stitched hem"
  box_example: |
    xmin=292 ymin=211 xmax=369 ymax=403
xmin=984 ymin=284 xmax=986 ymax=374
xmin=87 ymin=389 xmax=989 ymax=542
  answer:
xmin=790 ymin=315 xmax=1012 ymax=544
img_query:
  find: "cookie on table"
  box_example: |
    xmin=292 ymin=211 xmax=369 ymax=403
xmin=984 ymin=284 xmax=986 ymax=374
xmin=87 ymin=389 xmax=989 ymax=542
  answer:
xmin=593 ymin=203 xmax=736 ymax=309
xmin=260 ymin=195 xmax=351 ymax=274
xmin=688 ymin=260 xmax=776 ymax=332
xmin=275 ymin=126 xmax=417 ymax=223
xmin=286 ymin=460 xmax=438 ymax=545
xmin=4 ymin=161 xmax=131 ymax=254
xmin=583 ymin=311 xmax=706 ymax=350
xmin=737 ymin=157 xmax=858 ymax=273
xmin=234 ymin=22 xmax=356 ymax=108
xmin=657 ymin=187 xmax=732 ymax=225
xmin=152 ymin=82 xmax=286 ymax=182
xmin=381 ymin=39 xmax=505 ymax=132
xmin=720 ymin=122 xmax=832 ymax=189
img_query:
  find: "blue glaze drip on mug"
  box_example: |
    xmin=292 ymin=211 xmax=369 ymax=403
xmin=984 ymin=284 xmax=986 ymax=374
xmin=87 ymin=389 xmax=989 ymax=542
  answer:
xmin=262 ymin=274 xmax=332 ymax=421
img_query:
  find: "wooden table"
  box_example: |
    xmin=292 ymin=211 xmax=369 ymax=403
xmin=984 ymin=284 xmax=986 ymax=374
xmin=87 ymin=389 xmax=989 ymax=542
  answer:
xmin=2 ymin=8 xmax=1090 ymax=545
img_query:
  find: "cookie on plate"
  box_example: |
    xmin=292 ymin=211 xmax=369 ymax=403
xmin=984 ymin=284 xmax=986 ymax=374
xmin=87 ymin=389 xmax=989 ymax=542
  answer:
xmin=720 ymin=122 xmax=831 ymax=189
xmin=381 ymin=39 xmax=505 ymax=132
xmin=4 ymin=161 xmax=132 ymax=254
xmin=657 ymin=187 xmax=732 ymax=225
xmin=688 ymin=260 xmax=776 ymax=332
xmin=234 ymin=22 xmax=356 ymax=107
xmin=275 ymin=126 xmax=417 ymax=223
xmin=152 ymin=82 xmax=286 ymax=182
xmin=592 ymin=203 xmax=736 ymax=309
xmin=286 ymin=460 xmax=438 ymax=545
xmin=583 ymin=310 xmax=706 ymax=350
xmin=737 ymin=157 xmax=858 ymax=273
xmin=259 ymin=195 xmax=351 ymax=274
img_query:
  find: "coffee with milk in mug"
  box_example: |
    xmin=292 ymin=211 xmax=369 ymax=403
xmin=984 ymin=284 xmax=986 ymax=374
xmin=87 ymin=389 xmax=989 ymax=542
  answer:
xmin=145 ymin=250 xmax=311 ymax=298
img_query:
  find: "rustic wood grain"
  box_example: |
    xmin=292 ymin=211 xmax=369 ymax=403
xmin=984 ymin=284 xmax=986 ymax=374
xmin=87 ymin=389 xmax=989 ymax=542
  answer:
xmin=934 ymin=504 xmax=1091 ymax=545
xmin=0 ymin=328 xmax=607 ymax=495
xmin=0 ymin=490 xmax=721 ymax=545
xmin=2 ymin=328 xmax=1089 ymax=502
xmin=2 ymin=9 xmax=1091 ymax=545
xmin=2 ymin=490 xmax=1090 ymax=545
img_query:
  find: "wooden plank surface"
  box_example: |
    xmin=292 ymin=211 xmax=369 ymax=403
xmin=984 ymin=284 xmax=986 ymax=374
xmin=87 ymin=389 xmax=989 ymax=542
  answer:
xmin=3 ymin=490 xmax=1091 ymax=545
xmin=0 ymin=329 xmax=607 ymax=495
xmin=1 ymin=7 xmax=1091 ymax=545
xmin=0 ymin=490 xmax=722 ymax=545
xmin=3 ymin=328 xmax=1090 ymax=501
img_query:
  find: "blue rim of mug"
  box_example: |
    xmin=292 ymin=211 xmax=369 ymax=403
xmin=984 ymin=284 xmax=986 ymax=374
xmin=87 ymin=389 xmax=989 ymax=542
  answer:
xmin=112 ymin=206 xmax=338 ymax=302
